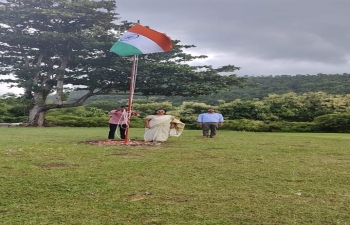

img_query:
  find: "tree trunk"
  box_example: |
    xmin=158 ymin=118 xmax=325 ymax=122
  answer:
xmin=27 ymin=91 xmax=95 ymax=126
xmin=28 ymin=105 xmax=47 ymax=127
xmin=27 ymin=90 xmax=49 ymax=127
xmin=55 ymin=56 xmax=69 ymax=104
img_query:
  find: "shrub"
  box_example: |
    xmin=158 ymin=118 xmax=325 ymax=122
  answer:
xmin=46 ymin=115 xmax=107 ymax=127
xmin=0 ymin=116 xmax=28 ymax=123
xmin=314 ymin=113 xmax=350 ymax=133
xmin=183 ymin=122 xmax=202 ymax=130
xmin=129 ymin=117 xmax=144 ymax=128
xmin=46 ymin=115 xmax=144 ymax=128
xmin=221 ymin=119 xmax=270 ymax=132
xmin=221 ymin=120 xmax=316 ymax=132
xmin=132 ymin=101 xmax=175 ymax=118
xmin=276 ymin=122 xmax=316 ymax=132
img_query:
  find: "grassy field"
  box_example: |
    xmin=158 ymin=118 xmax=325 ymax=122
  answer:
xmin=1 ymin=127 xmax=350 ymax=225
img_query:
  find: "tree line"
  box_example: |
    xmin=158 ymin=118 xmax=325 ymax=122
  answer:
xmin=2 ymin=91 xmax=350 ymax=133
xmin=65 ymin=73 xmax=350 ymax=105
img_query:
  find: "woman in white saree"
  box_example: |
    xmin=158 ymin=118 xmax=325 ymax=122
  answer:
xmin=144 ymin=109 xmax=185 ymax=142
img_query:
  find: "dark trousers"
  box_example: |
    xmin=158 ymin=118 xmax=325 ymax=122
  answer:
xmin=202 ymin=122 xmax=219 ymax=137
xmin=108 ymin=124 xmax=127 ymax=139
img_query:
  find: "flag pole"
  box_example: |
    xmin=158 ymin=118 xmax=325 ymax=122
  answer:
xmin=124 ymin=54 xmax=138 ymax=143
xmin=124 ymin=20 xmax=140 ymax=144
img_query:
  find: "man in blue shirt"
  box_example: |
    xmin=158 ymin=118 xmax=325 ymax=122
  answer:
xmin=197 ymin=108 xmax=224 ymax=138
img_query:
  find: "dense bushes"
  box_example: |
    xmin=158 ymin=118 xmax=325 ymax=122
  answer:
xmin=0 ymin=94 xmax=29 ymax=123
xmin=220 ymin=120 xmax=316 ymax=132
xmin=45 ymin=107 xmax=145 ymax=128
xmin=45 ymin=115 xmax=107 ymax=127
xmin=314 ymin=113 xmax=350 ymax=133
xmin=45 ymin=115 xmax=144 ymax=128
xmin=3 ymin=92 xmax=350 ymax=132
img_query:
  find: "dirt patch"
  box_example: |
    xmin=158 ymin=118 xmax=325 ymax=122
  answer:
xmin=83 ymin=140 xmax=162 ymax=146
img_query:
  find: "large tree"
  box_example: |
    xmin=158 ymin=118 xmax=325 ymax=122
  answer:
xmin=0 ymin=0 xmax=246 ymax=126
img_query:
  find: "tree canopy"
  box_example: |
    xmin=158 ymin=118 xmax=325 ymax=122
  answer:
xmin=0 ymin=0 xmax=245 ymax=126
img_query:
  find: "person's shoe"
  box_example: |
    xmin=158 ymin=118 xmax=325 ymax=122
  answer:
xmin=210 ymin=136 xmax=215 ymax=138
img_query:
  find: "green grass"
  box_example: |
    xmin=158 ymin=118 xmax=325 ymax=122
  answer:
xmin=1 ymin=127 xmax=350 ymax=224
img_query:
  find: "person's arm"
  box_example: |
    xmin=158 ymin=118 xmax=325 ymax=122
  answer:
xmin=131 ymin=110 xmax=140 ymax=116
xmin=218 ymin=114 xmax=224 ymax=126
xmin=197 ymin=114 xmax=203 ymax=126
xmin=144 ymin=118 xmax=151 ymax=128
xmin=108 ymin=110 xmax=118 ymax=115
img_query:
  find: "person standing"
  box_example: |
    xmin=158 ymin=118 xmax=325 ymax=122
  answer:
xmin=108 ymin=105 xmax=139 ymax=140
xmin=144 ymin=109 xmax=185 ymax=142
xmin=197 ymin=108 xmax=224 ymax=138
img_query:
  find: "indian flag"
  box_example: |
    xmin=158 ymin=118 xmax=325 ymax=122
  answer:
xmin=110 ymin=24 xmax=173 ymax=56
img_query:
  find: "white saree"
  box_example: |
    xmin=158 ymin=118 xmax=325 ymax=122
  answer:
xmin=144 ymin=115 xmax=185 ymax=142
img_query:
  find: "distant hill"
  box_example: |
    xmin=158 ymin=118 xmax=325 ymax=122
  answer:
xmin=63 ymin=73 xmax=350 ymax=105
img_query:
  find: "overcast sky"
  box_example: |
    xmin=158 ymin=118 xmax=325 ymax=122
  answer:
xmin=1 ymin=0 xmax=350 ymax=95
xmin=115 ymin=0 xmax=350 ymax=76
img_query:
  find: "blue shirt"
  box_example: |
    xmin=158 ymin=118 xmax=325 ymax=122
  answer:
xmin=197 ymin=113 xmax=224 ymax=123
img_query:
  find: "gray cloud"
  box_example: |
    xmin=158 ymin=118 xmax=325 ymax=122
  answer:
xmin=116 ymin=0 xmax=350 ymax=75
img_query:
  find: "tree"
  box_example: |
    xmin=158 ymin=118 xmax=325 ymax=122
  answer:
xmin=218 ymin=99 xmax=272 ymax=121
xmin=0 ymin=0 xmax=246 ymax=126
